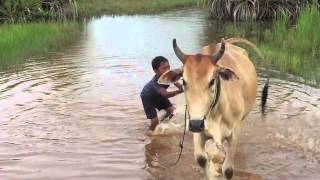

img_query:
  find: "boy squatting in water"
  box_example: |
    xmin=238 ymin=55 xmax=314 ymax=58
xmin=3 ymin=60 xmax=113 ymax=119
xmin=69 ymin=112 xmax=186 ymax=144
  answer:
xmin=140 ymin=56 xmax=184 ymax=131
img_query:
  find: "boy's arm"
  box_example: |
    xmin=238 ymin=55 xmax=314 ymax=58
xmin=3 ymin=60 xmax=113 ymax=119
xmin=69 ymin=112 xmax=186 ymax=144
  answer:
xmin=157 ymin=87 xmax=183 ymax=98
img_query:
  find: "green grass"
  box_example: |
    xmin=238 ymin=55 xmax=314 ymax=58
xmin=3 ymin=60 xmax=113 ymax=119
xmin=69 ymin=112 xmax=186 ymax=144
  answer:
xmin=77 ymin=0 xmax=198 ymax=17
xmin=0 ymin=23 xmax=80 ymax=68
xmin=223 ymin=3 xmax=320 ymax=85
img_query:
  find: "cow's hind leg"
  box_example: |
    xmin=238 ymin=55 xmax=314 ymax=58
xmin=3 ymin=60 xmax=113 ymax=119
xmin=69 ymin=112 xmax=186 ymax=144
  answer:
xmin=222 ymin=124 xmax=240 ymax=180
xmin=193 ymin=132 xmax=207 ymax=168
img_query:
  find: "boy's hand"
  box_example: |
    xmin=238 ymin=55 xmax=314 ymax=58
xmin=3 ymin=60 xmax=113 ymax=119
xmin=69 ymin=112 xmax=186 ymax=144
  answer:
xmin=174 ymin=82 xmax=183 ymax=92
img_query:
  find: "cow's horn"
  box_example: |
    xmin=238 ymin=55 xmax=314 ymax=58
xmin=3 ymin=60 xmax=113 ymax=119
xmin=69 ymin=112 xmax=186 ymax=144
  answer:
xmin=212 ymin=38 xmax=225 ymax=63
xmin=173 ymin=39 xmax=186 ymax=63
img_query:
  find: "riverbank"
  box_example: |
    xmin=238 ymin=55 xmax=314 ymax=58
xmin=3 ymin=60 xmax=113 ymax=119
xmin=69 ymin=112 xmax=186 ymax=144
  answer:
xmin=77 ymin=0 xmax=198 ymax=17
xmin=0 ymin=23 xmax=80 ymax=69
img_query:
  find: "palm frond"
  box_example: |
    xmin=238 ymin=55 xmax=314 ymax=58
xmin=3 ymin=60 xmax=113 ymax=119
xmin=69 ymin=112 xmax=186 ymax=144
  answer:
xmin=204 ymin=0 xmax=317 ymax=21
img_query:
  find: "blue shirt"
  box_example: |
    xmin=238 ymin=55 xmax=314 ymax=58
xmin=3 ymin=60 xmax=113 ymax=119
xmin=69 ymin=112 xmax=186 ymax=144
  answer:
xmin=140 ymin=75 xmax=169 ymax=98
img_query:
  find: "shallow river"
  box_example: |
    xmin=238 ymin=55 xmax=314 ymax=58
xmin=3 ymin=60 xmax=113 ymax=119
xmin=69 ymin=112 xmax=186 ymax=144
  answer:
xmin=0 ymin=9 xmax=319 ymax=180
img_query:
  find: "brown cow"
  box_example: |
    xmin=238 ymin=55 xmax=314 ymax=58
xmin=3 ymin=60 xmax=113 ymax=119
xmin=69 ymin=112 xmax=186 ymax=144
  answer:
xmin=158 ymin=38 xmax=268 ymax=179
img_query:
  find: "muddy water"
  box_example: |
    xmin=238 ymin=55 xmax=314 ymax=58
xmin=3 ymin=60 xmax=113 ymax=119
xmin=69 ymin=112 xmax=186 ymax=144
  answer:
xmin=0 ymin=9 xmax=319 ymax=180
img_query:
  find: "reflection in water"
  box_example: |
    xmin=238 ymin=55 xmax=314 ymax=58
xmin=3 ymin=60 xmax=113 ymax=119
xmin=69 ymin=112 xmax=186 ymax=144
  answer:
xmin=0 ymin=8 xmax=319 ymax=180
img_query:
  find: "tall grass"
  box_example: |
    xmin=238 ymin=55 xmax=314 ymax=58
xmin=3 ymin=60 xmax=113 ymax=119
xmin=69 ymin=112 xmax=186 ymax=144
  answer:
xmin=77 ymin=0 xmax=198 ymax=17
xmin=0 ymin=23 xmax=80 ymax=68
xmin=224 ymin=3 xmax=320 ymax=84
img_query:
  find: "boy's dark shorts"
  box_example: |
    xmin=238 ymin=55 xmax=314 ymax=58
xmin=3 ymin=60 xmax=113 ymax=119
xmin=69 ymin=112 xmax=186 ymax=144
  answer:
xmin=141 ymin=95 xmax=172 ymax=119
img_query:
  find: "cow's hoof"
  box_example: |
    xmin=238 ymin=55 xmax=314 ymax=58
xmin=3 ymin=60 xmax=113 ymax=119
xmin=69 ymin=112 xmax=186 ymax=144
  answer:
xmin=197 ymin=156 xmax=207 ymax=168
xmin=223 ymin=167 xmax=233 ymax=179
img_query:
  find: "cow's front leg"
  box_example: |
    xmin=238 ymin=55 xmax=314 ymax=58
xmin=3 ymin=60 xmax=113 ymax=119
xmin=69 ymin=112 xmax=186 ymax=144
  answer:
xmin=222 ymin=125 xmax=240 ymax=180
xmin=193 ymin=132 xmax=207 ymax=168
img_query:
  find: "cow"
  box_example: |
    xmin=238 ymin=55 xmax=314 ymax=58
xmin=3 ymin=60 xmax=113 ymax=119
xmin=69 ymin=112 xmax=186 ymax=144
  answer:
xmin=158 ymin=38 xmax=269 ymax=179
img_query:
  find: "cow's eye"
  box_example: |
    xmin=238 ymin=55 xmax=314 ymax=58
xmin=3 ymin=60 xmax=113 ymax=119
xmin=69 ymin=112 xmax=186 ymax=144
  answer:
xmin=208 ymin=79 xmax=215 ymax=87
xmin=182 ymin=79 xmax=187 ymax=86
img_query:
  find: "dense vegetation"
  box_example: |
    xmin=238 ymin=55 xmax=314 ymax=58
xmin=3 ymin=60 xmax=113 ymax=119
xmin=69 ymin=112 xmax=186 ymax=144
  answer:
xmin=0 ymin=0 xmax=78 ymax=23
xmin=201 ymin=0 xmax=319 ymax=21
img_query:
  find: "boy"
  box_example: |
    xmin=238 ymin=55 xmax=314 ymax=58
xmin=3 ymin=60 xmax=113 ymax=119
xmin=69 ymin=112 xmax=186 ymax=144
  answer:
xmin=140 ymin=56 xmax=184 ymax=131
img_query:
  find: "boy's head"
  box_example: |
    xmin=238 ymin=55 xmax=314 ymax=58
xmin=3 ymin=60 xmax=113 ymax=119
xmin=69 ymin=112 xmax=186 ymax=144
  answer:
xmin=152 ymin=56 xmax=170 ymax=77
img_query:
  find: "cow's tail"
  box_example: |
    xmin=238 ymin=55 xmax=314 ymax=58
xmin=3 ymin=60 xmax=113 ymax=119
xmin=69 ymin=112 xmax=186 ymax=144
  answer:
xmin=225 ymin=37 xmax=269 ymax=118
xmin=261 ymin=78 xmax=269 ymax=117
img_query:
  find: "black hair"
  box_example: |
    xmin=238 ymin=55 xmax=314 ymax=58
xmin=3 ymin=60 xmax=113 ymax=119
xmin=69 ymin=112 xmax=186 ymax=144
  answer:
xmin=151 ymin=56 xmax=168 ymax=70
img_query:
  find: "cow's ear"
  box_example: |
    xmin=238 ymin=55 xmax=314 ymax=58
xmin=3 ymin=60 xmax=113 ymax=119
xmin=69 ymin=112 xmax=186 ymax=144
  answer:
xmin=217 ymin=67 xmax=239 ymax=81
xmin=158 ymin=68 xmax=183 ymax=85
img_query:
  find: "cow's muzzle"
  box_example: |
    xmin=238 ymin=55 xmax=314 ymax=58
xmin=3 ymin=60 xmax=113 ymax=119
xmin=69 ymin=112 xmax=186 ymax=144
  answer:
xmin=189 ymin=119 xmax=205 ymax=132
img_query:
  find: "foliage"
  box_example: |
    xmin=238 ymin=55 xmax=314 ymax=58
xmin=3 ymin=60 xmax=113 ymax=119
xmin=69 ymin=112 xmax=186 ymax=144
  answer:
xmin=201 ymin=0 xmax=319 ymax=21
xmin=0 ymin=0 xmax=78 ymax=23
